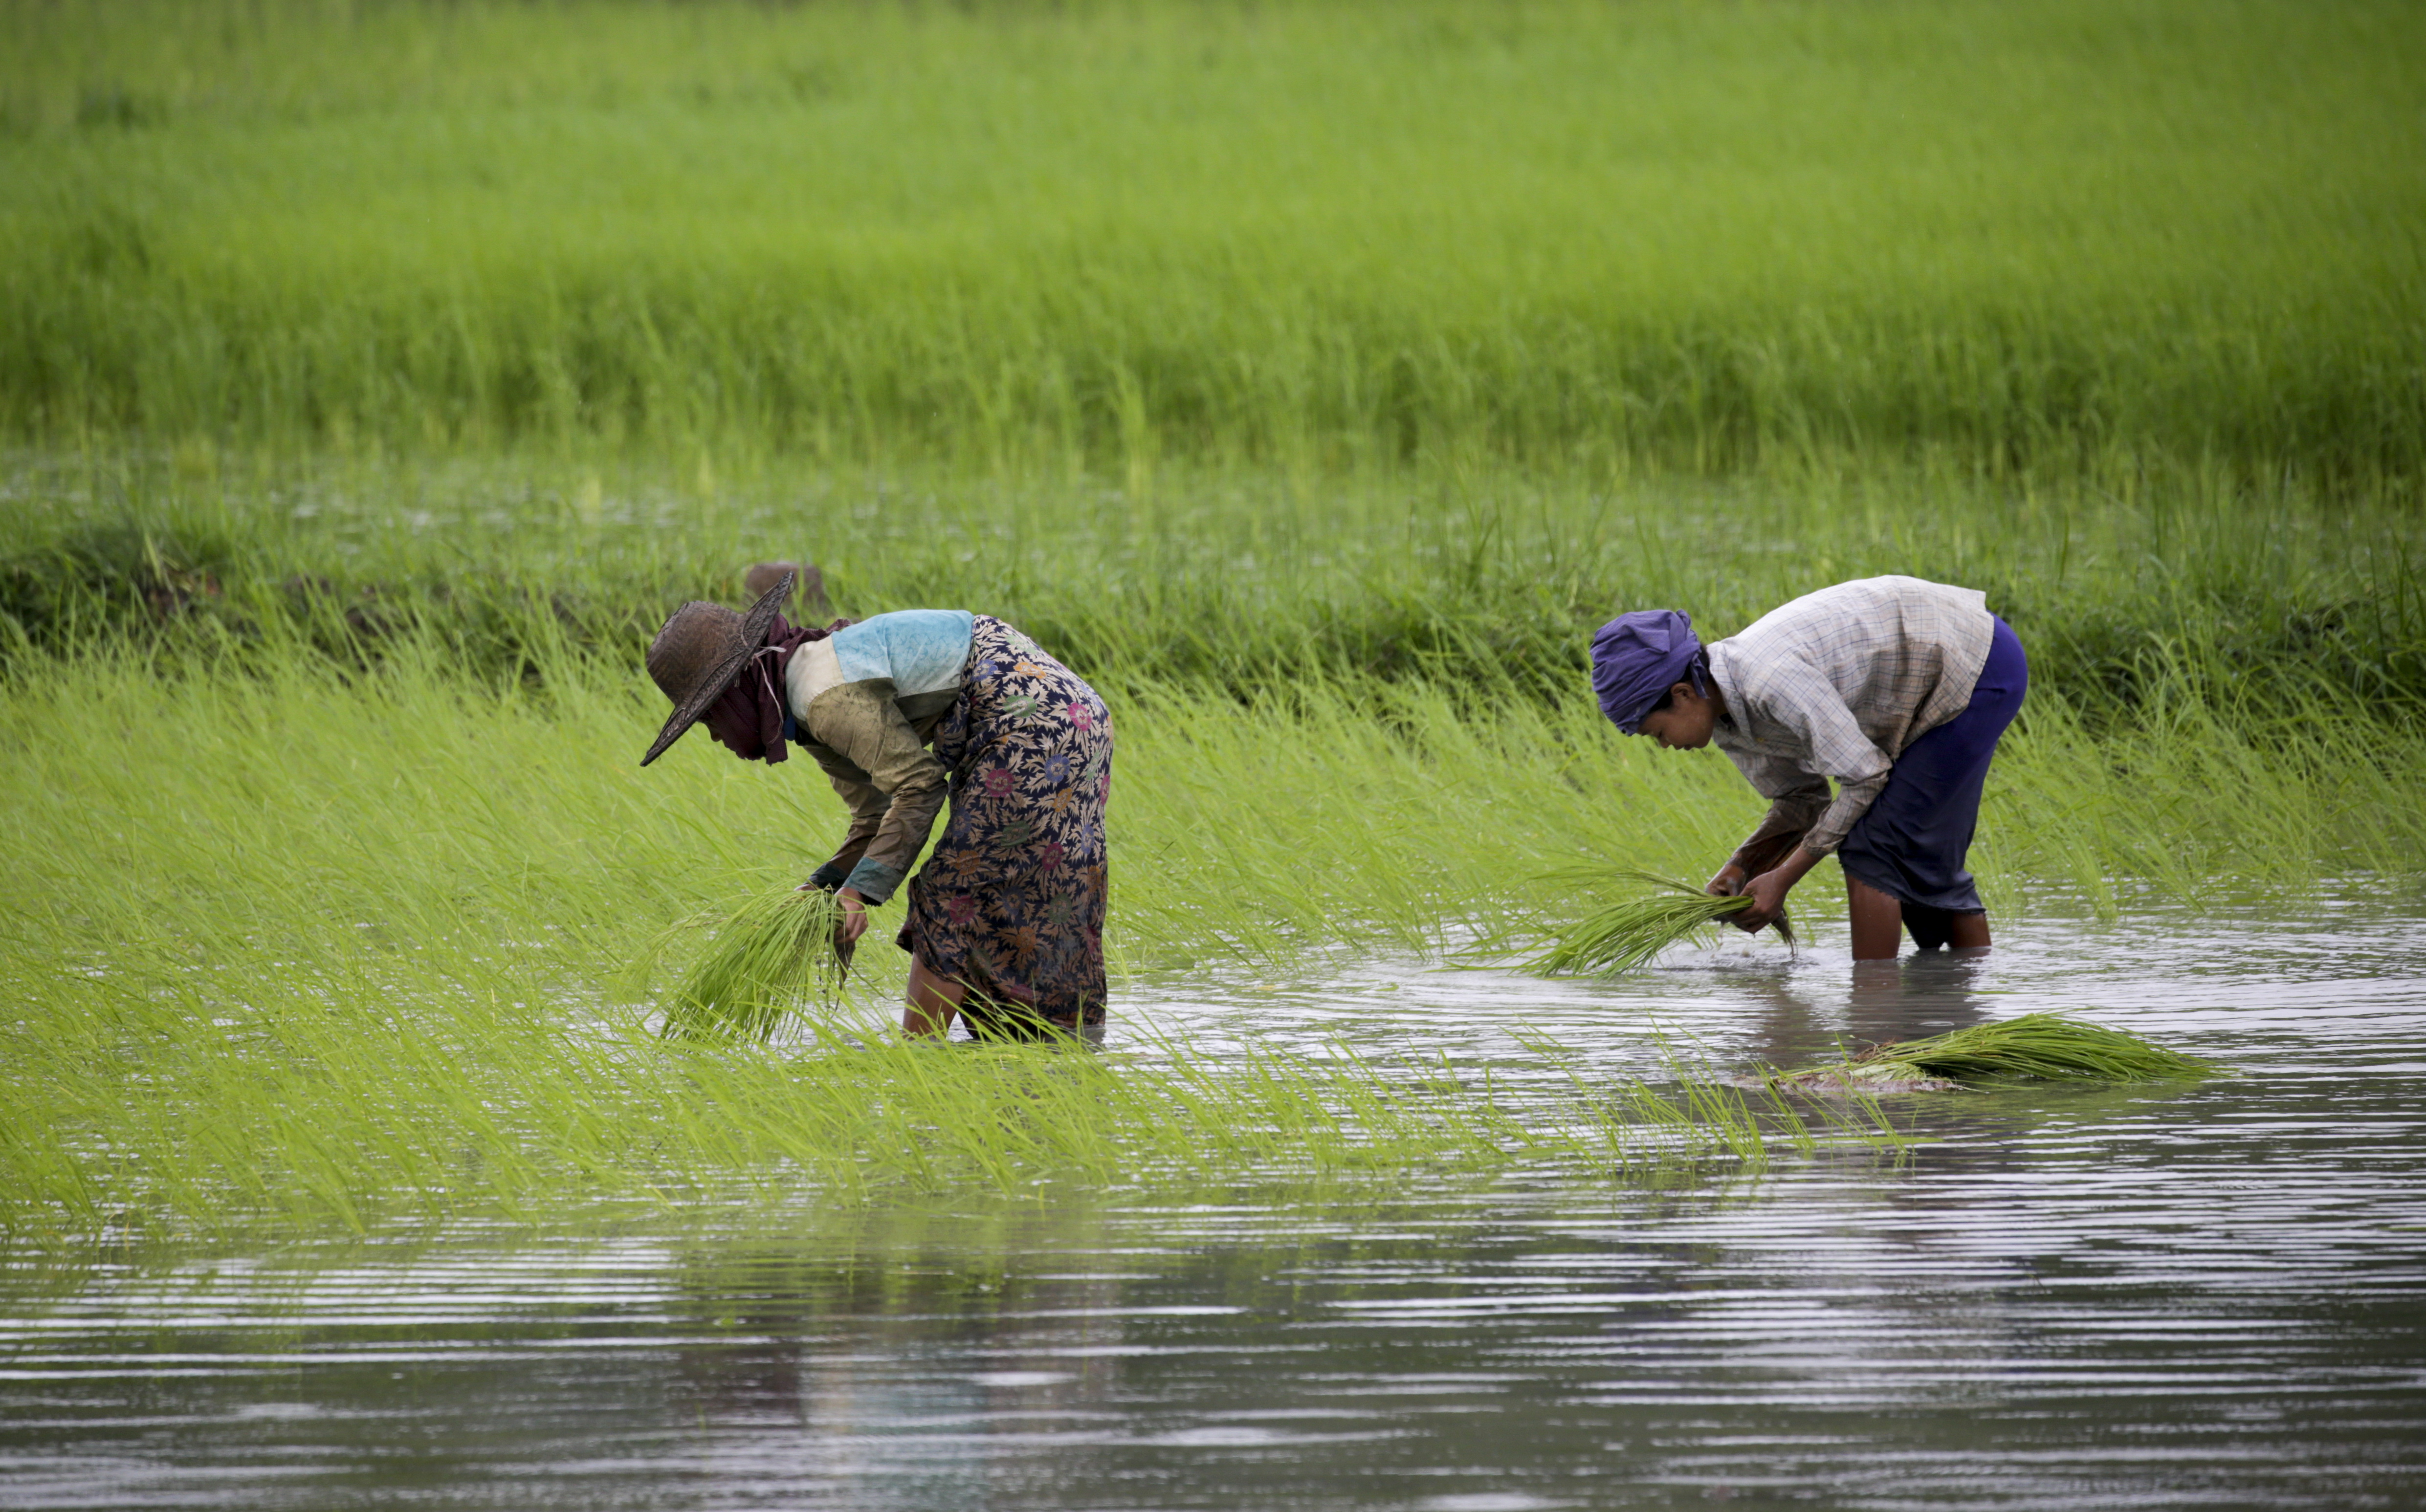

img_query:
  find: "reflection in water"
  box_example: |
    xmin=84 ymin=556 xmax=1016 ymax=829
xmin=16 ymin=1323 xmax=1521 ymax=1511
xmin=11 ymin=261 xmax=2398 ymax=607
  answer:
xmin=1730 ymin=949 xmax=1995 ymax=1069
xmin=1847 ymin=948 xmax=1995 ymax=1045
xmin=4 ymin=909 xmax=2425 ymax=1509
xmin=668 ymin=1212 xmax=1133 ymax=1493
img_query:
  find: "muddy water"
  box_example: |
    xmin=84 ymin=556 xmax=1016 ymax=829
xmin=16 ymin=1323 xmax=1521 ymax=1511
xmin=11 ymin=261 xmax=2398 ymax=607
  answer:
xmin=6 ymin=906 xmax=2426 ymax=1509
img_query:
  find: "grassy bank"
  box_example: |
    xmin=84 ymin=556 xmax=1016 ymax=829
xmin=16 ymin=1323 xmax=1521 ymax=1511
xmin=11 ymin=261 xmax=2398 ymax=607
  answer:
xmin=8 ymin=449 xmax=2424 ymax=718
xmin=5 ymin=0 xmax=2421 ymax=472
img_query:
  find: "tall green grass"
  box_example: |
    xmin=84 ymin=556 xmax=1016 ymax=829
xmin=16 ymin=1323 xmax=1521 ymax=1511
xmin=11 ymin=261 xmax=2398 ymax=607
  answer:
xmin=7 ymin=448 xmax=2419 ymax=942
xmin=0 ymin=626 xmax=2412 ymax=1238
xmin=0 ymin=637 xmax=1920 ymax=1237
xmin=4 ymin=0 xmax=2420 ymax=473
xmin=7 ymin=448 xmax=2423 ymax=718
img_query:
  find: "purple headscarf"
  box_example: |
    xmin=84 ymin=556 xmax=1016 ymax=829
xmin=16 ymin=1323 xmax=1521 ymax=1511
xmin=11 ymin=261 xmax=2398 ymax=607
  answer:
xmin=701 ymin=613 xmax=853 ymax=764
xmin=1590 ymin=609 xmax=1708 ymax=733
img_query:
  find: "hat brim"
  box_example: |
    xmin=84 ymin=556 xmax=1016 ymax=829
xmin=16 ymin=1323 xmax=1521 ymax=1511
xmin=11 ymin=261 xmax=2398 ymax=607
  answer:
xmin=639 ymin=571 xmax=794 ymax=767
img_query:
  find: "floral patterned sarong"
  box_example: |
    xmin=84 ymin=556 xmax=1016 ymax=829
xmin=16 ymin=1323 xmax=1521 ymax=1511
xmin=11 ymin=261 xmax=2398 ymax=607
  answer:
xmin=898 ymin=616 xmax=1112 ymax=1038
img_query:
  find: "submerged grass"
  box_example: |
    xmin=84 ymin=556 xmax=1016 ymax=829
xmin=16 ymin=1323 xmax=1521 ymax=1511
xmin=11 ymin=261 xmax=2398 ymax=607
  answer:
xmin=1776 ymin=1014 xmax=2215 ymax=1092
xmin=1529 ymin=870 xmax=1796 ymax=978
xmin=0 ymin=640 xmax=1933 ymax=1243
xmin=0 ymin=1000 xmax=1901 ymax=1241
xmin=0 ymin=631 xmax=2363 ymax=1242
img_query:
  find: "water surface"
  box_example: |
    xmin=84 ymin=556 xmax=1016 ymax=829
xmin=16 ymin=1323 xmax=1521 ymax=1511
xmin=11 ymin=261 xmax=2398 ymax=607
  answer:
xmin=6 ymin=907 xmax=2424 ymax=1509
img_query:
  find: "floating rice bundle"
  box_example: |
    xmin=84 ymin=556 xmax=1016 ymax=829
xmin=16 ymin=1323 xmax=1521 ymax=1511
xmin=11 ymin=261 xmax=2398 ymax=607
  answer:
xmin=1774 ymin=1013 xmax=2213 ymax=1094
xmin=656 ymin=886 xmax=851 ymax=1040
xmin=1530 ymin=869 xmax=1795 ymax=977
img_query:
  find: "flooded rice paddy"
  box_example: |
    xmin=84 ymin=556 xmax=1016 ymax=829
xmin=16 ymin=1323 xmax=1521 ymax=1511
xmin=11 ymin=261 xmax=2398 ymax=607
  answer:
xmin=5 ymin=904 xmax=2425 ymax=1509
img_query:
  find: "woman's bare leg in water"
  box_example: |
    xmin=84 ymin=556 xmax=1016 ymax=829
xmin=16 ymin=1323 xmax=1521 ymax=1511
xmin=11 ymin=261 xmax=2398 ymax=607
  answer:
xmin=904 ymin=955 xmax=970 ymax=1037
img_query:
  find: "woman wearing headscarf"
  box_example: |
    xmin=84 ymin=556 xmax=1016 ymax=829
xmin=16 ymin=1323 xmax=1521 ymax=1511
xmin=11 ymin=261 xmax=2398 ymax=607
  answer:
xmin=639 ymin=571 xmax=1113 ymax=1040
xmin=1589 ymin=575 xmax=2027 ymax=961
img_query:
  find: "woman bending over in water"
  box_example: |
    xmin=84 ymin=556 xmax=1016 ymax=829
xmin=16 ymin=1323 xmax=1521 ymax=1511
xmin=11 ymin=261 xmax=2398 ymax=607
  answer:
xmin=640 ymin=572 xmax=1113 ymax=1039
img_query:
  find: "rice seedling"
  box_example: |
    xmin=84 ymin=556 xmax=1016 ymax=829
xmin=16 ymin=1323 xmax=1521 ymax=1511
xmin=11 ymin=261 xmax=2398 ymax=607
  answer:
xmin=653 ymin=885 xmax=851 ymax=1041
xmin=0 ymin=487 xmax=2395 ymax=1246
xmin=1772 ymin=1014 xmax=2215 ymax=1094
xmin=0 ymin=641 xmax=1930 ymax=1244
xmin=1529 ymin=871 xmax=1796 ymax=978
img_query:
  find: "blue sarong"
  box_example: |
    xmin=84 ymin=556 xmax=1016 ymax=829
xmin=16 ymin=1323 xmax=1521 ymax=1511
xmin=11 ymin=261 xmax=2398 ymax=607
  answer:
xmin=1835 ymin=616 xmax=2027 ymax=915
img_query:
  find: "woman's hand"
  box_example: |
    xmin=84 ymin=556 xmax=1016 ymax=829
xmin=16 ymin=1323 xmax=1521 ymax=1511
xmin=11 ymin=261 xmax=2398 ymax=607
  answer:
xmin=1705 ymin=864 xmax=1749 ymax=898
xmin=835 ymin=888 xmax=872 ymax=945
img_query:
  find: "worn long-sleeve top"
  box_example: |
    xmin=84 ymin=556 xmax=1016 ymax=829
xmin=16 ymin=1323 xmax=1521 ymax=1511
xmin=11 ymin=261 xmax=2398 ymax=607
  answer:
xmin=1705 ymin=576 xmax=1995 ymax=864
xmin=783 ymin=610 xmax=976 ymax=904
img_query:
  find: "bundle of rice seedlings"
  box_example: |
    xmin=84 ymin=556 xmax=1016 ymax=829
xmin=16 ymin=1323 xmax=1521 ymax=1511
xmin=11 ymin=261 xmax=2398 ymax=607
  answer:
xmin=1774 ymin=1013 xmax=2213 ymax=1093
xmin=1530 ymin=870 xmax=1794 ymax=977
xmin=657 ymin=886 xmax=851 ymax=1040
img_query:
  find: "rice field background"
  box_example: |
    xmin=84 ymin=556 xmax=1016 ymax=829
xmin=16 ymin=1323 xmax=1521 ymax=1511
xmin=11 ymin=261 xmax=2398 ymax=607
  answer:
xmin=2 ymin=0 xmax=2423 ymax=1243
xmin=5 ymin=0 xmax=2421 ymax=474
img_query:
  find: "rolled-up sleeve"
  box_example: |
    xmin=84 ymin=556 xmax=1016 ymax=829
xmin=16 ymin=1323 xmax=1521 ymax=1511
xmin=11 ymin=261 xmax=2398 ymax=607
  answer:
xmin=1750 ymin=658 xmax=1893 ymax=854
xmin=799 ymin=681 xmax=951 ymax=905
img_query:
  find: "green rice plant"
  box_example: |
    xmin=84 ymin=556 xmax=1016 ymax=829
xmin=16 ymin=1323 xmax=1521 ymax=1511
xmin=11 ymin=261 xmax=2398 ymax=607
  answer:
xmin=0 ymin=536 xmax=2403 ymax=1244
xmin=1773 ymin=1013 xmax=2214 ymax=1092
xmin=2 ymin=1 xmax=2419 ymax=477
xmin=0 ymin=639 xmax=1912 ymax=1241
xmin=1529 ymin=871 xmax=1796 ymax=978
xmin=654 ymin=886 xmax=850 ymax=1041
xmin=6 ymin=439 xmax=2425 ymax=729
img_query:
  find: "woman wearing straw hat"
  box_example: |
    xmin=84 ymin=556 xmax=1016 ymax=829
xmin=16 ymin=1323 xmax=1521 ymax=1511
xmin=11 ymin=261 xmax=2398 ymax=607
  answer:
xmin=1589 ymin=575 xmax=2027 ymax=961
xmin=640 ymin=571 xmax=1113 ymax=1040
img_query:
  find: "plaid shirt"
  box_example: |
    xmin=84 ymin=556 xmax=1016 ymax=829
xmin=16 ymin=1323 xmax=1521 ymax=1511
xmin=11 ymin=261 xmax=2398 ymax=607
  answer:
xmin=1706 ymin=576 xmax=1996 ymax=860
